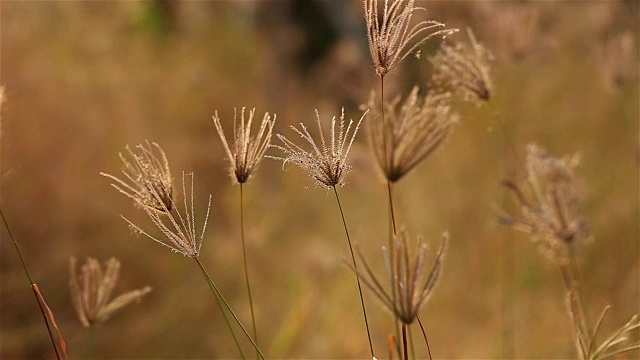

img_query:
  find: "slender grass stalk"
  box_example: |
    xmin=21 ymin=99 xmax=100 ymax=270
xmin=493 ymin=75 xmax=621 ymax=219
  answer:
xmin=332 ymin=186 xmax=375 ymax=358
xmin=417 ymin=315 xmax=433 ymax=360
xmin=239 ymin=183 xmax=259 ymax=360
xmin=380 ymin=75 xmax=403 ymax=359
xmin=487 ymin=102 xmax=524 ymax=172
xmin=195 ymin=257 xmax=266 ymax=360
xmin=194 ymin=258 xmax=245 ymax=359
xmin=408 ymin=323 xmax=416 ymax=360
xmin=1 ymin=207 xmax=63 ymax=360
xmin=86 ymin=324 xmax=96 ymax=359
xmin=401 ymin=324 xmax=409 ymax=360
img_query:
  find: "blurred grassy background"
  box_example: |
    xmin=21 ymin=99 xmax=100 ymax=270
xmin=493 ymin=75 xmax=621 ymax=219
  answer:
xmin=1 ymin=1 xmax=638 ymax=358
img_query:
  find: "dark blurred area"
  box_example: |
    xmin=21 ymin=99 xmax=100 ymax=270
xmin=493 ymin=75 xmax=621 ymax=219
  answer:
xmin=1 ymin=1 xmax=638 ymax=358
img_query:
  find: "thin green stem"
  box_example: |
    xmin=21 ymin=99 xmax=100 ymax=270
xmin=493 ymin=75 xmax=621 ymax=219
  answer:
xmin=487 ymin=102 xmax=524 ymax=172
xmin=2 ymin=207 xmax=61 ymax=360
xmin=417 ymin=315 xmax=433 ymax=360
xmin=332 ymin=186 xmax=375 ymax=358
xmin=194 ymin=257 xmax=245 ymax=359
xmin=240 ymin=184 xmax=259 ymax=360
xmin=1 ymin=207 xmax=34 ymax=284
xmin=380 ymin=75 xmax=402 ymax=359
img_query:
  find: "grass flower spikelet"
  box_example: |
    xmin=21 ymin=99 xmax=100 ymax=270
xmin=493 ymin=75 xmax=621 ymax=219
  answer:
xmin=69 ymin=257 xmax=151 ymax=327
xmin=270 ymin=108 xmax=365 ymax=188
xmin=213 ymin=107 xmax=276 ymax=184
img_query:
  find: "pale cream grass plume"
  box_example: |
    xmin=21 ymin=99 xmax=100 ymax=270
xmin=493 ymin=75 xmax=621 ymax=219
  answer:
xmin=123 ymin=172 xmax=212 ymax=259
xmin=212 ymin=107 xmax=276 ymax=184
xmin=367 ymin=86 xmax=459 ymax=182
xmin=364 ymin=0 xmax=457 ymax=78
xmin=350 ymin=230 xmax=448 ymax=324
xmin=598 ymin=32 xmax=639 ymax=90
xmin=499 ymin=144 xmax=590 ymax=264
xmin=429 ymin=28 xmax=493 ymax=105
xmin=69 ymin=257 xmax=151 ymax=327
xmin=269 ymin=108 xmax=366 ymax=188
xmin=100 ymin=141 xmax=173 ymax=212
xmin=566 ymin=299 xmax=640 ymax=360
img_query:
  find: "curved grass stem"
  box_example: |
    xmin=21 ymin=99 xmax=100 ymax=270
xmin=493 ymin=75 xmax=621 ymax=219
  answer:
xmin=332 ymin=186 xmax=375 ymax=358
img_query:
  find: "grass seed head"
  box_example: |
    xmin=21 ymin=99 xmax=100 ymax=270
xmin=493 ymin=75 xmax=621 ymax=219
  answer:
xmin=429 ymin=28 xmax=493 ymax=105
xmin=367 ymin=86 xmax=459 ymax=182
xmin=364 ymin=0 xmax=457 ymax=77
xmin=69 ymin=257 xmax=151 ymax=327
xmin=101 ymin=141 xmax=173 ymax=213
xmin=122 ymin=172 xmax=212 ymax=259
xmin=351 ymin=230 xmax=448 ymax=324
xmin=499 ymin=144 xmax=590 ymax=264
xmin=213 ymin=107 xmax=276 ymax=184
xmin=269 ymin=108 xmax=365 ymax=188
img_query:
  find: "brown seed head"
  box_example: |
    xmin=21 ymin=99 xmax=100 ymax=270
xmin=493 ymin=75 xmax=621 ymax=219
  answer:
xmin=367 ymin=86 xmax=459 ymax=182
xmin=499 ymin=144 xmax=589 ymax=264
xmin=101 ymin=141 xmax=173 ymax=213
xmin=123 ymin=172 xmax=212 ymax=258
xmin=429 ymin=28 xmax=493 ymax=105
xmin=269 ymin=108 xmax=365 ymax=188
xmin=351 ymin=230 xmax=448 ymax=325
xmin=68 ymin=257 xmax=151 ymax=327
xmin=213 ymin=107 xmax=276 ymax=184
xmin=364 ymin=0 xmax=457 ymax=77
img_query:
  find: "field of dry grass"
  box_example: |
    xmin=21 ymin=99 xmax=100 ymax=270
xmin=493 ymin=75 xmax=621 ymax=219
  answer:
xmin=1 ymin=1 xmax=638 ymax=359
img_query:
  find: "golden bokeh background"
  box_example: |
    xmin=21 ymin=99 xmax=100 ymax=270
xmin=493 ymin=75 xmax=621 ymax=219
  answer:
xmin=1 ymin=1 xmax=638 ymax=358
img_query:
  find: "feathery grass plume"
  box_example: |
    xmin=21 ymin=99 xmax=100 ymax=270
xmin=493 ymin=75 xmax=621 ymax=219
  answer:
xmin=598 ymin=31 xmax=639 ymax=90
xmin=100 ymin=141 xmax=173 ymax=212
xmin=429 ymin=28 xmax=493 ymax=105
xmin=367 ymin=87 xmax=459 ymax=182
xmin=499 ymin=144 xmax=589 ymax=264
xmin=69 ymin=257 xmax=151 ymax=327
xmin=351 ymin=230 xmax=447 ymax=325
xmin=213 ymin=107 xmax=276 ymax=184
xmin=269 ymin=108 xmax=366 ymax=188
xmin=123 ymin=172 xmax=212 ymax=259
xmin=566 ymin=300 xmax=640 ymax=360
xmin=364 ymin=0 xmax=457 ymax=78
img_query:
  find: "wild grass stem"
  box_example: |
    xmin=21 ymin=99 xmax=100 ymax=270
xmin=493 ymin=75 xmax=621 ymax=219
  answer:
xmin=417 ymin=315 xmax=433 ymax=360
xmin=1 ymin=207 xmax=64 ymax=360
xmin=195 ymin=257 xmax=266 ymax=360
xmin=239 ymin=183 xmax=259 ymax=360
xmin=332 ymin=186 xmax=375 ymax=358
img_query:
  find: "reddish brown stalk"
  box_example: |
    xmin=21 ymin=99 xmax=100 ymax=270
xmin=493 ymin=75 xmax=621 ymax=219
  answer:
xmin=33 ymin=284 xmax=67 ymax=360
xmin=1 ymin=208 xmax=66 ymax=359
xmin=417 ymin=315 xmax=433 ymax=360
xmin=402 ymin=324 xmax=409 ymax=360
xmin=240 ymin=183 xmax=258 ymax=360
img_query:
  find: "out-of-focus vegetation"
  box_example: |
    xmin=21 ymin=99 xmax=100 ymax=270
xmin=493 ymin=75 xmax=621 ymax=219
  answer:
xmin=1 ymin=1 xmax=638 ymax=358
